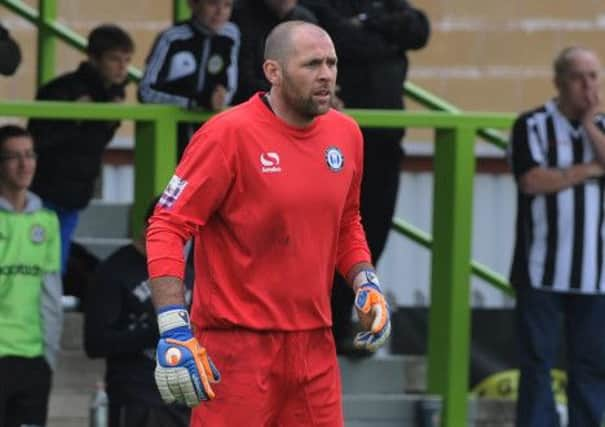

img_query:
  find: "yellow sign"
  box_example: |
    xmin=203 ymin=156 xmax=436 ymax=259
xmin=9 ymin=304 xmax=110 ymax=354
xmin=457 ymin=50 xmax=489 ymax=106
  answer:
xmin=471 ymin=369 xmax=567 ymax=404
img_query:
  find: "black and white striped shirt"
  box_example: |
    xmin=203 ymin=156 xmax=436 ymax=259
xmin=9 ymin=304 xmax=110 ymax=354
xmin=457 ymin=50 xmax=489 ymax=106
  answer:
xmin=509 ymin=99 xmax=605 ymax=294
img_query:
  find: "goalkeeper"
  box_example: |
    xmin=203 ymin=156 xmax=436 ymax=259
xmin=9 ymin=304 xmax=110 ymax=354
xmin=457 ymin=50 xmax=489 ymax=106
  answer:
xmin=146 ymin=21 xmax=391 ymax=427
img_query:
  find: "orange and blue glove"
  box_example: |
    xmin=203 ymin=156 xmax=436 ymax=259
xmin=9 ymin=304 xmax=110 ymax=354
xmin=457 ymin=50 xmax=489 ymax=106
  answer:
xmin=353 ymin=270 xmax=391 ymax=352
xmin=155 ymin=305 xmax=220 ymax=407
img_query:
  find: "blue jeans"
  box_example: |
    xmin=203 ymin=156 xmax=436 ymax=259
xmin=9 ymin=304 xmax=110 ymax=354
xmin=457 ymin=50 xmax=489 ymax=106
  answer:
xmin=515 ymin=285 xmax=605 ymax=427
xmin=42 ymin=200 xmax=79 ymax=274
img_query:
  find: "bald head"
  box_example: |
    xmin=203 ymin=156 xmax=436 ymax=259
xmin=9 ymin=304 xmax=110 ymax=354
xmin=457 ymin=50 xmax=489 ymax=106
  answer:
xmin=264 ymin=21 xmax=331 ymax=64
xmin=554 ymin=46 xmax=599 ymax=81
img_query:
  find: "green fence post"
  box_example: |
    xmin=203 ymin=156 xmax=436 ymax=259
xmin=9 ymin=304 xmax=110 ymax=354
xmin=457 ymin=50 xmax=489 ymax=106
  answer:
xmin=133 ymin=118 xmax=177 ymax=236
xmin=37 ymin=0 xmax=57 ymax=86
xmin=427 ymin=126 xmax=476 ymax=427
xmin=173 ymin=0 xmax=189 ymax=22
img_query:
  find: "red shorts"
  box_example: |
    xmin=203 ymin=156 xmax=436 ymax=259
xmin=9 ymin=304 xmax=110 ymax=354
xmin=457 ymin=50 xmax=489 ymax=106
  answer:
xmin=191 ymin=327 xmax=343 ymax=427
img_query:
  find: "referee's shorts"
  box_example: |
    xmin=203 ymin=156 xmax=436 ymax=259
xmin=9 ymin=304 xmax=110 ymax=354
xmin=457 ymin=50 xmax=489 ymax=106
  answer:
xmin=191 ymin=327 xmax=343 ymax=427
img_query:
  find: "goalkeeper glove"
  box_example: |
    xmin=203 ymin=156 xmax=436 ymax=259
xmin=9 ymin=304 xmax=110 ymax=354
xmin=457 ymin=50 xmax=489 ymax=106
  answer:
xmin=353 ymin=270 xmax=391 ymax=352
xmin=155 ymin=305 xmax=220 ymax=407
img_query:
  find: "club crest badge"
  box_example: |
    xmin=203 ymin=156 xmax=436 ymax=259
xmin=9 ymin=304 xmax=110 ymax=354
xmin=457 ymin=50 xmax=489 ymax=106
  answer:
xmin=325 ymin=146 xmax=344 ymax=172
xmin=207 ymin=54 xmax=225 ymax=75
xmin=30 ymin=225 xmax=46 ymax=244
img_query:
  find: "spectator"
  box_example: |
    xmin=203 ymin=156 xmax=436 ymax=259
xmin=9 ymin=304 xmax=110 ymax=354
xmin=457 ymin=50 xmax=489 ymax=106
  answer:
xmin=84 ymin=197 xmax=193 ymax=427
xmin=0 ymin=23 xmax=21 ymax=76
xmin=301 ymin=0 xmax=430 ymax=356
xmin=0 ymin=125 xmax=62 ymax=427
xmin=146 ymin=22 xmax=391 ymax=425
xmin=138 ymin=0 xmax=240 ymax=157
xmin=231 ymin=0 xmax=317 ymax=105
xmin=509 ymin=46 xmax=605 ymax=426
xmin=28 ymin=24 xmax=134 ymax=274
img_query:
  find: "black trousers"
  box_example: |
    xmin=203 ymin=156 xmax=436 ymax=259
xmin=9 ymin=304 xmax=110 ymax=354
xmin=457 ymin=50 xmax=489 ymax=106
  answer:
xmin=332 ymin=129 xmax=403 ymax=344
xmin=109 ymin=402 xmax=190 ymax=427
xmin=0 ymin=356 xmax=52 ymax=427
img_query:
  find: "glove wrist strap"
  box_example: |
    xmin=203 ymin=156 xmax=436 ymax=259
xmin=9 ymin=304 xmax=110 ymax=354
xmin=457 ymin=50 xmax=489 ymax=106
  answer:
xmin=353 ymin=269 xmax=382 ymax=293
xmin=157 ymin=305 xmax=190 ymax=336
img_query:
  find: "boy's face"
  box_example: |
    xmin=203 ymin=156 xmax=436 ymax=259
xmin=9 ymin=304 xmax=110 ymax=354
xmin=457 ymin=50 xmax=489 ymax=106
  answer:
xmin=190 ymin=0 xmax=234 ymax=32
xmin=90 ymin=49 xmax=133 ymax=88
xmin=0 ymin=135 xmax=36 ymax=193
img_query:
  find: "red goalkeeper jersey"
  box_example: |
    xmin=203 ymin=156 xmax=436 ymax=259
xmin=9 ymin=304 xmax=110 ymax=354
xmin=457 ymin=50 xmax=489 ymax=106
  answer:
xmin=147 ymin=93 xmax=371 ymax=330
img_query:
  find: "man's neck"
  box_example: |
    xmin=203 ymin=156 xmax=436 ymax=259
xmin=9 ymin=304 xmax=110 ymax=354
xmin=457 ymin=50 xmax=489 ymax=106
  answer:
xmin=265 ymin=91 xmax=314 ymax=128
xmin=0 ymin=188 xmax=27 ymax=212
xmin=556 ymin=98 xmax=582 ymax=122
xmin=191 ymin=16 xmax=215 ymax=33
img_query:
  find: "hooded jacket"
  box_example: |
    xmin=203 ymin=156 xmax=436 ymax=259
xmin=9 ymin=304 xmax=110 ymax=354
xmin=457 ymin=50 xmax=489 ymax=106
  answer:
xmin=0 ymin=192 xmax=62 ymax=369
xmin=28 ymin=62 xmax=125 ymax=209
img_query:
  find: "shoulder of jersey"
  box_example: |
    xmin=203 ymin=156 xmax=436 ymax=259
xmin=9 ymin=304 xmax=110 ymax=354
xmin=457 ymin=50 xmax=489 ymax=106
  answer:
xmin=325 ymin=108 xmax=358 ymax=129
xmin=218 ymin=22 xmax=241 ymax=40
xmin=160 ymin=23 xmax=194 ymax=41
xmin=39 ymin=207 xmax=60 ymax=223
xmin=205 ymin=102 xmax=251 ymax=129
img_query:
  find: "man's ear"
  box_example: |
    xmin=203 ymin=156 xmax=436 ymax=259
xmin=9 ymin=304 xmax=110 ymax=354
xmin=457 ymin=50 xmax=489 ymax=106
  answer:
xmin=553 ymin=75 xmax=561 ymax=92
xmin=263 ymin=59 xmax=282 ymax=87
xmin=87 ymin=54 xmax=100 ymax=69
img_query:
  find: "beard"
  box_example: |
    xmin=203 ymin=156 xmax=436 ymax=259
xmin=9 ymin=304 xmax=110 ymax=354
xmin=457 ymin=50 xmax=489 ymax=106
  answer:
xmin=281 ymin=73 xmax=333 ymax=121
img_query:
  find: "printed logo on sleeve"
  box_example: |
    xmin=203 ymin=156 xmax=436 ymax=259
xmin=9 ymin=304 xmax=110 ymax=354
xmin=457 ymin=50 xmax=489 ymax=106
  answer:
xmin=260 ymin=152 xmax=282 ymax=173
xmin=159 ymin=175 xmax=188 ymax=209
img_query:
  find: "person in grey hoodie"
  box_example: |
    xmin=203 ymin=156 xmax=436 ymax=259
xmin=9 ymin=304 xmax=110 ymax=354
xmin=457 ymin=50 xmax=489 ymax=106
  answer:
xmin=0 ymin=125 xmax=63 ymax=427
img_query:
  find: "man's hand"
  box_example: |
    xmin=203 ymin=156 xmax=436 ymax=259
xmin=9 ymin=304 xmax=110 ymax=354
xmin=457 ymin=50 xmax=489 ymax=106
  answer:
xmin=581 ymin=88 xmax=601 ymax=126
xmin=583 ymin=161 xmax=605 ymax=179
xmin=352 ymin=270 xmax=391 ymax=352
xmin=155 ymin=305 xmax=220 ymax=407
xmin=210 ymin=85 xmax=227 ymax=111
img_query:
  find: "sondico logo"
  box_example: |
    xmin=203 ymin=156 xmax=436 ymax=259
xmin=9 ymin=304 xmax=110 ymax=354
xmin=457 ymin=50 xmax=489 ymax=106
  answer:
xmin=260 ymin=152 xmax=281 ymax=173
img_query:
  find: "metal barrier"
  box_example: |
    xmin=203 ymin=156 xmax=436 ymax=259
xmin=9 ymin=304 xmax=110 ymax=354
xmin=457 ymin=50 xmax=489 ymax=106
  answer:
xmin=0 ymin=100 xmax=514 ymax=426
xmin=0 ymin=1 xmax=517 ymax=425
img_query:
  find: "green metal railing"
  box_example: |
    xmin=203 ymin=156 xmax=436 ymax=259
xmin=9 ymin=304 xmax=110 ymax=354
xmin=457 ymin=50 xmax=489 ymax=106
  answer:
xmin=0 ymin=1 xmax=515 ymax=425
xmin=405 ymin=81 xmax=509 ymax=150
xmin=0 ymin=101 xmax=514 ymax=426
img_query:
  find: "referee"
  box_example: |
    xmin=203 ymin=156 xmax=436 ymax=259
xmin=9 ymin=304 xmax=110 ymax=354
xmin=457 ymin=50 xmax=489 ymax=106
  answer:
xmin=509 ymin=46 xmax=605 ymax=426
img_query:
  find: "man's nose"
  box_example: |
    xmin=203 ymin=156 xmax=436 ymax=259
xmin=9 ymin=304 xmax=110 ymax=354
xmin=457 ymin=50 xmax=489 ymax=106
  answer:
xmin=318 ymin=63 xmax=334 ymax=80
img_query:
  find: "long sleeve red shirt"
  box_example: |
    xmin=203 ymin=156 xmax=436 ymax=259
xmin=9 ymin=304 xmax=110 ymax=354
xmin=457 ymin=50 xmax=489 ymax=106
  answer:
xmin=147 ymin=93 xmax=371 ymax=330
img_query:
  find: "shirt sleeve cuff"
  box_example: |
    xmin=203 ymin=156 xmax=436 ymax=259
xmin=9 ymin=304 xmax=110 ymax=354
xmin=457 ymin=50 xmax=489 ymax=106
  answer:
xmin=147 ymin=258 xmax=185 ymax=281
xmin=337 ymin=250 xmax=372 ymax=280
